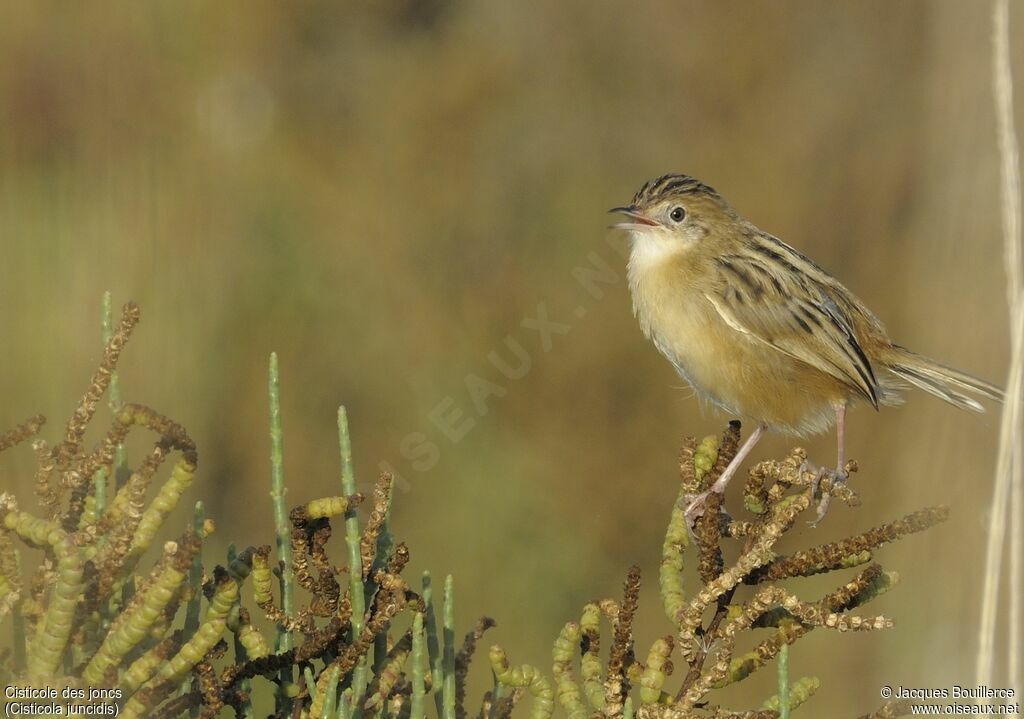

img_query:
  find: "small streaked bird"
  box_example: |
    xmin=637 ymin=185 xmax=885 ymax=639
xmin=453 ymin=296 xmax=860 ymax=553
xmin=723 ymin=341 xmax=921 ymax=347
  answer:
xmin=611 ymin=174 xmax=1003 ymax=523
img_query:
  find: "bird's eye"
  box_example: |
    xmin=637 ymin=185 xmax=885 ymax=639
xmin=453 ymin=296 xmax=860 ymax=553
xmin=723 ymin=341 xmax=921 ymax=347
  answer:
xmin=669 ymin=207 xmax=686 ymax=222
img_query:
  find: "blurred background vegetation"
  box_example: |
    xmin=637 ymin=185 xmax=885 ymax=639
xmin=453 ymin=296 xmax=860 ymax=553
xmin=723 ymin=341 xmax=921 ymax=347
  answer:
xmin=1 ymin=1 xmax=1021 ymax=713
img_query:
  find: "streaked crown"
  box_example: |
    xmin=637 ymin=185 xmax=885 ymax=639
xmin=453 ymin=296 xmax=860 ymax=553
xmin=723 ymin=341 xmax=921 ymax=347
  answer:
xmin=631 ymin=174 xmax=721 ymax=207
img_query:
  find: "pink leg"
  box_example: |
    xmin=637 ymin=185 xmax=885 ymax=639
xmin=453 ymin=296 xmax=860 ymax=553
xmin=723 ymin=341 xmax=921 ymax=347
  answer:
xmin=710 ymin=423 xmax=768 ymax=493
xmin=835 ymin=401 xmax=846 ymax=471
xmin=685 ymin=423 xmax=768 ymax=523
xmin=812 ymin=402 xmax=848 ymax=526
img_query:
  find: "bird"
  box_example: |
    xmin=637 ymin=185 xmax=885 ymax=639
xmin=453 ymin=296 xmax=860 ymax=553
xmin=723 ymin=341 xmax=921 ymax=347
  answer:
xmin=610 ymin=173 xmax=1003 ymax=524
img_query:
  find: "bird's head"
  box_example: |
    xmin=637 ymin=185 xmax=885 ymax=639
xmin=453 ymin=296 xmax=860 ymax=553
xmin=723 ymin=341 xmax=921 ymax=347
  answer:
xmin=609 ymin=174 xmax=737 ymax=254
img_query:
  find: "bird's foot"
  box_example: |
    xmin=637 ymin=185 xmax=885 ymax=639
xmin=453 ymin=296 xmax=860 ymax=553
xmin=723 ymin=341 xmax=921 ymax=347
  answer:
xmin=682 ymin=489 xmax=725 ymax=535
xmin=805 ymin=464 xmax=849 ymax=527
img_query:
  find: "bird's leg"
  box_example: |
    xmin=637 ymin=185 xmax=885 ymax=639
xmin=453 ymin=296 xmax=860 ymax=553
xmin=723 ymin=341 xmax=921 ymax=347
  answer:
xmin=810 ymin=402 xmax=848 ymax=526
xmin=835 ymin=401 xmax=846 ymax=469
xmin=684 ymin=423 xmax=768 ymax=528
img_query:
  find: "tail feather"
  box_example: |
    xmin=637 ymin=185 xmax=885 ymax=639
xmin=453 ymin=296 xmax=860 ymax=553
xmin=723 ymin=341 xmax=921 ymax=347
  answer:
xmin=884 ymin=346 xmax=1004 ymax=413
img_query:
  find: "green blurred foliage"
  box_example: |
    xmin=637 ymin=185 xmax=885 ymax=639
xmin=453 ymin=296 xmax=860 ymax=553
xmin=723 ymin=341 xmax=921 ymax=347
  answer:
xmin=0 ymin=1 xmax=1020 ymax=713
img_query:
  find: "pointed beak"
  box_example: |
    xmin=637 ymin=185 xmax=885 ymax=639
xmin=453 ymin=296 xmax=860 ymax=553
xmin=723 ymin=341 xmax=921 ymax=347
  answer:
xmin=608 ymin=205 xmax=660 ymax=231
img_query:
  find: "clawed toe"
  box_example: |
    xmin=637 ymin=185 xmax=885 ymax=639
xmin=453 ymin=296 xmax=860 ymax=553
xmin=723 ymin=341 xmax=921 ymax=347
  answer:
xmin=682 ymin=491 xmax=711 ymax=530
xmin=809 ymin=467 xmax=849 ymax=527
xmin=681 ymin=490 xmax=730 ymax=540
xmin=682 ymin=490 xmax=727 ymax=535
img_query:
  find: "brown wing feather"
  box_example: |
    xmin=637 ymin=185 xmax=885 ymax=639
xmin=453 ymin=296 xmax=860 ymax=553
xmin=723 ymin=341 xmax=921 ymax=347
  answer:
xmin=705 ymin=245 xmax=880 ymax=407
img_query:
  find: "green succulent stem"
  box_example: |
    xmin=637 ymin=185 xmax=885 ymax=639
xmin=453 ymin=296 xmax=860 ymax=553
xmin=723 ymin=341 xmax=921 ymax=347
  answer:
xmin=443 ymin=574 xmax=456 ymax=719
xmin=410 ymin=611 xmax=427 ymax=719
xmin=269 ymin=352 xmax=295 ymax=712
xmin=423 ymin=571 xmax=444 ymax=718
xmin=777 ymin=642 xmax=790 ymax=719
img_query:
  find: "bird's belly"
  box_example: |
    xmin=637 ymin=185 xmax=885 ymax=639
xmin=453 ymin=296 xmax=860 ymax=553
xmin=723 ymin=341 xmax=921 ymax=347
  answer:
xmin=647 ymin=304 xmax=842 ymax=436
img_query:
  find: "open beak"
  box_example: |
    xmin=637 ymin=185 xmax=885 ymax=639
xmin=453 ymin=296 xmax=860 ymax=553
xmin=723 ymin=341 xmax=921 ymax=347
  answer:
xmin=608 ymin=205 xmax=660 ymax=231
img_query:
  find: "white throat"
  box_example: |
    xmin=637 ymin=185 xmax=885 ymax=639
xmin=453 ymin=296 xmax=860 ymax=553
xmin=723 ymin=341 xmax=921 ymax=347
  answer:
xmin=626 ymin=230 xmax=680 ymax=280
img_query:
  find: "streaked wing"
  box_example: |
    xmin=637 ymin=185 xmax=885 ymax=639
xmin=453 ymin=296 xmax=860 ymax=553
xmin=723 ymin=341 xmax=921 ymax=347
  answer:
xmin=704 ymin=235 xmax=880 ymax=407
